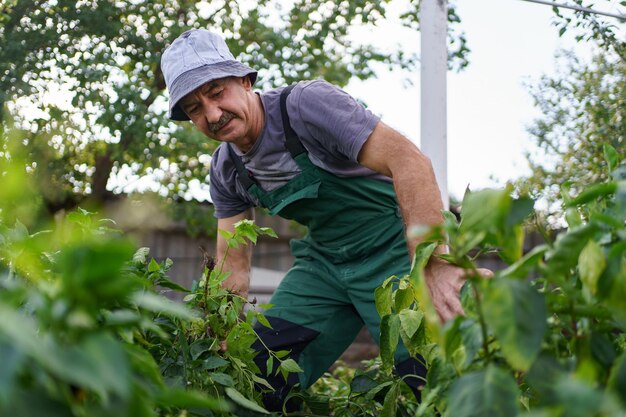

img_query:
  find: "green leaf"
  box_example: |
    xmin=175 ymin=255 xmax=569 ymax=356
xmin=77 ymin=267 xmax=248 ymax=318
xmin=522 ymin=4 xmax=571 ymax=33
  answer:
xmin=426 ymin=357 xmax=456 ymax=399
xmin=565 ymin=207 xmax=584 ymax=228
xmin=445 ymin=365 xmax=520 ymax=417
xmin=266 ymin=356 xmax=274 ymax=374
xmin=482 ymin=279 xmax=547 ymax=371
xmin=0 ymin=343 xmax=23 ymax=406
xmin=459 ymin=318 xmax=482 ymax=368
xmin=497 ymin=224 xmax=525 ymax=263
xmin=218 ymin=229 xmax=234 ymax=241
xmin=124 ymin=344 xmax=164 ymax=388
xmin=157 ymin=388 xmax=229 ymax=411
xmin=132 ymin=292 xmax=197 ymax=320
xmin=578 ymin=240 xmax=606 ymax=295
xmin=103 ymin=309 xmax=141 ymax=326
xmin=364 ymin=381 xmax=394 ymax=401
xmin=259 ymin=227 xmax=278 ymax=238
xmin=132 ymin=247 xmax=150 ymax=264
xmin=279 ymin=358 xmax=303 ymax=373
xmin=274 ymin=350 xmax=290 ymax=359
xmin=442 ymin=210 xmax=459 ymax=229
xmin=603 ymin=143 xmax=619 ymax=173
xmin=375 ymin=285 xmax=393 ymax=317
xmin=394 ymin=287 xmax=414 ymax=312
xmin=526 ymin=354 xmax=567 ymax=404
xmin=157 ymin=279 xmax=189 ymax=293
xmin=58 ymin=240 xmax=137 ymax=300
xmin=566 ymin=182 xmax=618 ymax=207
xmin=350 ymin=373 xmax=378 ymax=394
xmin=251 ymin=373 xmax=275 ymax=391
xmin=46 ymin=333 xmax=131 ymax=401
xmin=553 ymin=377 xmax=607 ymax=417
xmin=210 ymin=372 xmax=235 ymax=387
xmin=506 ymin=196 xmax=535 ymax=227
xmin=547 ymin=222 xmax=601 ymax=277
xmin=303 ymin=394 xmax=331 ymax=416
xmin=381 ymin=381 xmax=401 ymax=417
xmin=190 ymin=339 xmax=212 ymax=360
xmin=442 ymin=316 xmax=463 ymax=364
xmin=398 ymin=309 xmax=423 ymax=339
xmin=608 ymin=352 xmax=626 ymax=405
xmin=459 ymin=188 xmax=510 ymax=234
xmin=6 ymin=387 xmax=72 ymax=417
xmin=164 ymin=257 xmax=174 ymax=269
xmin=225 ymin=387 xmax=269 ymax=414
xmin=255 ymin=313 xmax=273 ymax=329
xmin=148 ymin=258 xmax=161 ymax=272
xmin=409 ymin=242 xmax=441 ymax=344
xmin=500 ymin=245 xmax=548 ymax=279
xmin=203 ymin=356 xmax=229 ymax=370
xmin=590 ymin=332 xmax=616 ymax=369
xmin=380 ymin=313 xmax=400 ymax=374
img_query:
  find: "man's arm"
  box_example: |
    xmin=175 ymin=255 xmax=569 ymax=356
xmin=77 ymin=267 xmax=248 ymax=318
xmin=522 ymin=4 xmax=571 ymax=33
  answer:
xmin=216 ymin=208 xmax=254 ymax=297
xmin=357 ymin=121 xmax=467 ymax=322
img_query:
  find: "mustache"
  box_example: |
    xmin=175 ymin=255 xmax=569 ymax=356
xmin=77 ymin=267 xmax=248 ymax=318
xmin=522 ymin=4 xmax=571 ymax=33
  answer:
xmin=208 ymin=112 xmax=236 ymax=133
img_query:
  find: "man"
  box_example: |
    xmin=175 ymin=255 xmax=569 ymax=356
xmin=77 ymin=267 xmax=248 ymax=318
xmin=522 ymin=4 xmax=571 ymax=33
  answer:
xmin=161 ymin=29 xmax=469 ymax=411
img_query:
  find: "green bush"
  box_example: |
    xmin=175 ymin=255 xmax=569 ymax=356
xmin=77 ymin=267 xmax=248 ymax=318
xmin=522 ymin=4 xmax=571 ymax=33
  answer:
xmin=0 ymin=206 xmax=296 ymax=416
xmin=370 ymin=144 xmax=626 ymax=417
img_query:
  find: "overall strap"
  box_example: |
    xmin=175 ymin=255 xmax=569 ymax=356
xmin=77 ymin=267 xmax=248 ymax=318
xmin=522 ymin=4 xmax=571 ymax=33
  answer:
xmin=227 ymin=143 xmax=257 ymax=190
xmin=229 ymin=84 xmax=306 ymax=191
xmin=280 ymin=84 xmax=307 ymax=158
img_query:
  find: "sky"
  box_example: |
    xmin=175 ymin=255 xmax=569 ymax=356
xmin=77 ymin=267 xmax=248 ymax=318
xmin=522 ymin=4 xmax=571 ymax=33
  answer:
xmin=344 ymin=0 xmax=623 ymax=201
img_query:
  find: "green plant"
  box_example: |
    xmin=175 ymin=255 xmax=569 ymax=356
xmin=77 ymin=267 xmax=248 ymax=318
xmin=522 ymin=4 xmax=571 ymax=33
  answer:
xmin=140 ymin=219 xmax=308 ymax=416
xmin=375 ymin=144 xmax=626 ymax=417
xmin=305 ymin=358 xmax=421 ymax=417
xmin=0 ymin=209 xmax=227 ymax=417
xmin=0 ymin=203 xmax=307 ymax=416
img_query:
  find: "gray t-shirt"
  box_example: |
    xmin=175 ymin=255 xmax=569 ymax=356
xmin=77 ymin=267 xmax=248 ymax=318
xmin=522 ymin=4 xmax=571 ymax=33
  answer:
xmin=209 ymin=80 xmax=390 ymax=218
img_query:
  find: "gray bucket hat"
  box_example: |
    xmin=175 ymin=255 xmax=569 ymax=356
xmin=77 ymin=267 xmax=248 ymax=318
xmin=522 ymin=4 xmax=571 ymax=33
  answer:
xmin=161 ymin=29 xmax=257 ymax=121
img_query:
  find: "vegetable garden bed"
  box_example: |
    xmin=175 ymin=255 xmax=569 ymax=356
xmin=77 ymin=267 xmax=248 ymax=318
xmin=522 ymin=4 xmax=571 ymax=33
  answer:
xmin=0 ymin=145 xmax=624 ymax=417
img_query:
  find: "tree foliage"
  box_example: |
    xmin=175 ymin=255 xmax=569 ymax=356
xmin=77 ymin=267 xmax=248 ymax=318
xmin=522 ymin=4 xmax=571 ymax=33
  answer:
xmin=517 ymin=50 xmax=625 ymax=221
xmin=0 ymin=0 xmax=469 ymax=218
xmin=549 ymin=0 xmax=626 ymax=62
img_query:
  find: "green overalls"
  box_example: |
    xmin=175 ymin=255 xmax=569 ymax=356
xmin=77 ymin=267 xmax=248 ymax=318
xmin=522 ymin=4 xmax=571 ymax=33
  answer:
xmin=230 ymin=86 xmax=426 ymax=411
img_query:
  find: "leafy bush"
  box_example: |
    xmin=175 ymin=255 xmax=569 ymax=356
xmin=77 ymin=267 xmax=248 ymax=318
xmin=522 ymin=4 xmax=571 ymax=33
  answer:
xmin=371 ymin=144 xmax=626 ymax=417
xmin=0 ymin=207 xmax=296 ymax=416
xmin=0 ymin=209 xmax=225 ymax=416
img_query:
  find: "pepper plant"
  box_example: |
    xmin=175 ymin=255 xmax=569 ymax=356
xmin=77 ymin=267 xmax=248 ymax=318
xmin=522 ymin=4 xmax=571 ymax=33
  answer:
xmin=372 ymin=144 xmax=626 ymax=417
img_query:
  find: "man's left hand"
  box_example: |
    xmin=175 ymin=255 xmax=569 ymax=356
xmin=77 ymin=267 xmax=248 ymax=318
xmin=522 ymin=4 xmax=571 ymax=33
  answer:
xmin=424 ymin=258 xmax=493 ymax=323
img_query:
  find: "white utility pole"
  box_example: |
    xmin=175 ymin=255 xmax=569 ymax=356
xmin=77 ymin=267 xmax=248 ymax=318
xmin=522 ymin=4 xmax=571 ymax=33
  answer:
xmin=420 ymin=0 xmax=449 ymax=209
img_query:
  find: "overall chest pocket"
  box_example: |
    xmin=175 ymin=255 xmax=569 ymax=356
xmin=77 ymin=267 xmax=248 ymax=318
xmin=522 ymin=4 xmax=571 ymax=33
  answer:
xmin=265 ymin=180 xmax=321 ymax=216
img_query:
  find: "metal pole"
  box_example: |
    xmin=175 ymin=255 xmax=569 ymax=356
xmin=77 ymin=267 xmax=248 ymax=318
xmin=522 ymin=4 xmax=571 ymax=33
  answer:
xmin=519 ymin=0 xmax=626 ymax=21
xmin=420 ymin=0 xmax=449 ymax=209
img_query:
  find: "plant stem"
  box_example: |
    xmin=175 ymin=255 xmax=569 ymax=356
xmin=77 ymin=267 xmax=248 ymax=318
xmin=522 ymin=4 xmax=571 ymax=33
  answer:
xmin=470 ymin=277 xmax=492 ymax=363
xmin=240 ymin=316 xmax=284 ymax=364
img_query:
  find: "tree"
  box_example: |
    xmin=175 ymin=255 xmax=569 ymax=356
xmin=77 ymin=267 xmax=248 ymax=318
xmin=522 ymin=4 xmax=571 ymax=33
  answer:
xmin=517 ymin=49 xmax=625 ymax=221
xmin=0 ymin=0 xmax=470 ymax=217
xmin=549 ymin=0 xmax=626 ymax=62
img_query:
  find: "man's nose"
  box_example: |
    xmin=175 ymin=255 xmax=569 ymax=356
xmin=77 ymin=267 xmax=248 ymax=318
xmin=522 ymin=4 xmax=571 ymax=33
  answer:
xmin=200 ymin=98 xmax=222 ymax=124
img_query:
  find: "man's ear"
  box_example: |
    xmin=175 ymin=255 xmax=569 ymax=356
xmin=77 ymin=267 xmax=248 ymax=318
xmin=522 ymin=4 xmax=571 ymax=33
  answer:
xmin=240 ymin=75 xmax=252 ymax=90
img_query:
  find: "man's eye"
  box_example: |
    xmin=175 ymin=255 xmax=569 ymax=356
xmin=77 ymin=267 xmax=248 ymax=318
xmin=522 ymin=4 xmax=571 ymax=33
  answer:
xmin=187 ymin=106 xmax=199 ymax=114
xmin=212 ymin=89 xmax=223 ymax=98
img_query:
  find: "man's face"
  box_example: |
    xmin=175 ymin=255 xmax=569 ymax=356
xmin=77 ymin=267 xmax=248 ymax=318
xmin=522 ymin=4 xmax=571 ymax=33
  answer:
xmin=179 ymin=76 xmax=258 ymax=151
